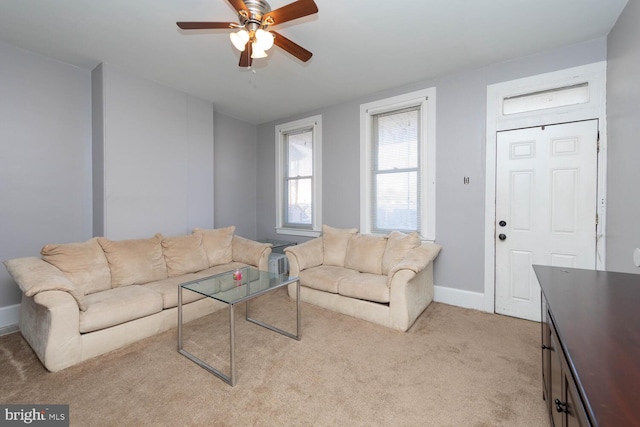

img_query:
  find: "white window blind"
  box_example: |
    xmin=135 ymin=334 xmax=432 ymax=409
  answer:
xmin=284 ymin=128 xmax=313 ymax=227
xmin=275 ymin=115 xmax=322 ymax=237
xmin=371 ymin=106 xmax=421 ymax=233
xmin=360 ymin=87 xmax=435 ymax=240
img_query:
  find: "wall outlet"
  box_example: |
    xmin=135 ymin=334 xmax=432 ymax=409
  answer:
xmin=634 ymin=248 xmax=640 ymax=267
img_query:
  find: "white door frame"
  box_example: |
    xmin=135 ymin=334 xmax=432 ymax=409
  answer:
xmin=484 ymin=62 xmax=607 ymax=314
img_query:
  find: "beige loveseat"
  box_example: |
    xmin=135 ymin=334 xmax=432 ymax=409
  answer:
xmin=3 ymin=226 xmax=271 ymax=372
xmin=284 ymin=225 xmax=441 ymax=332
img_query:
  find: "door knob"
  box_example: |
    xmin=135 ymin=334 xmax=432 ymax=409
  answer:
xmin=554 ymin=399 xmax=567 ymax=413
xmin=499 ymin=220 xmax=507 ymax=227
xmin=498 ymin=234 xmax=507 ymax=241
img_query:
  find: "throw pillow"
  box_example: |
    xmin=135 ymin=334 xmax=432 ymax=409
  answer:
xmin=344 ymin=234 xmax=387 ymax=275
xmin=98 ymin=234 xmax=168 ymax=288
xmin=194 ymin=226 xmax=235 ymax=267
xmin=382 ymin=231 xmax=422 ymax=275
xmin=41 ymin=237 xmax=111 ymax=295
xmin=161 ymin=233 xmax=209 ymax=277
xmin=322 ymin=224 xmax=358 ymax=267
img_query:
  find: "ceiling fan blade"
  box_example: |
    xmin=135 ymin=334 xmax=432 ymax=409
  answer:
xmin=264 ymin=0 xmax=318 ymax=26
xmin=227 ymin=0 xmax=249 ymax=13
xmin=272 ymin=31 xmax=312 ymax=62
xmin=239 ymin=42 xmax=253 ymax=67
xmin=177 ymin=22 xmax=235 ymax=30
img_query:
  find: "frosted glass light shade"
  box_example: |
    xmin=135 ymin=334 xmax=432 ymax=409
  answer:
xmin=251 ymin=45 xmax=268 ymax=58
xmin=230 ymin=30 xmax=250 ymax=51
xmin=255 ymin=29 xmax=274 ymax=51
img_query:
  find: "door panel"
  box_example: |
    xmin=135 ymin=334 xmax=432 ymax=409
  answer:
xmin=495 ymin=121 xmax=598 ymax=321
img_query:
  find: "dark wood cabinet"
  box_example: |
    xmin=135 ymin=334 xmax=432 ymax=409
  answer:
xmin=544 ymin=309 xmax=589 ymax=426
xmin=534 ymin=266 xmax=640 ymax=427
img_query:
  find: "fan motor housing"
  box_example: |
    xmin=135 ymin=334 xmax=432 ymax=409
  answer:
xmin=241 ymin=0 xmax=272 ymax=27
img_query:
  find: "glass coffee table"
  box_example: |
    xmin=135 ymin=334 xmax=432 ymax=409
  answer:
xmin=178 ymin=266 xmax=300 ymax=386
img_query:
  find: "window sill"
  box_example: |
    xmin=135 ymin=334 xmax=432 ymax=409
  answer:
xmin=276 ymin=227 xmax=321 ymax=238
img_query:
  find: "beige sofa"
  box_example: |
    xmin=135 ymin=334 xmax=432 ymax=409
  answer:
xmin=284 ymin=225 xmax=441 ymax=332
xmin=3 ymin=226 xmax=271 ymax=372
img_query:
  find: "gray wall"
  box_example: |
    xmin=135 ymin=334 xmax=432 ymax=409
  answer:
xmin=92 ymin=63 xmax=214 ymax=240
xmin=257 ymin=38 xmax=607 ymax=294
xmin=0 ymin=42 xmax=92 ymax=313
xmin=606 ymin=0 xmax=640 ymax=273
xmin=214 ymin=112 xmax=258 ymax=239
xmin=0 ymin=19 xmax=630 ymax=321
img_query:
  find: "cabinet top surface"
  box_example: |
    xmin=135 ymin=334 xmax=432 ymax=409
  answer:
xmin=533 ymin=265 xmax=640 ymax=427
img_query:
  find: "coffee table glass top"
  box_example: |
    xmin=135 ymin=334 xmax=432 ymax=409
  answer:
xmin=181 ymin=266 xmax=297 ymax=305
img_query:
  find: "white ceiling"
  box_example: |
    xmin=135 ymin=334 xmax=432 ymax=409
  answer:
xmin=0 ymin=0 xmax=628 ymax=125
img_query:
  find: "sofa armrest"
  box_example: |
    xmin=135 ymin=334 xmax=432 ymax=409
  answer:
xmin=285 ymin=237 xmax=323 ymax=275
xmin=4 ymin=257 xmax=87 ymax=311
xmin=20 ymin=290 xmax=83 ymax=371
xmin=231 ymin=236 xmax=272 ymax=271
xmin=387 ymin=243 xmax=442 ymax=284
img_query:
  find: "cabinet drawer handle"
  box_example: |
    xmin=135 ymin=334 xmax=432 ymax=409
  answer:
xmin=554 ymin=398 xmax=567 ymax=413
xmin=541 ymin=344 xmax=553 ymax=350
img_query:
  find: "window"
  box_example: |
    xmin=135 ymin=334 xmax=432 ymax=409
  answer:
xmin=360 ymin=88 xmax=436 ymax=240
xmin=275 ymin=115 xmax=322 ymax=237
xmin=502 ymin=82 xmax=590 ymax=115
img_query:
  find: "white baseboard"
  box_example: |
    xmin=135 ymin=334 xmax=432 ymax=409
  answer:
xmin=433 ymin=285 xmax=488 ymax=312
xmin=0 ymin=303 xmax=20 ymax=330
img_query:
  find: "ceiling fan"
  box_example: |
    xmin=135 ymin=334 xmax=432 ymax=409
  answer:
xmin=177 ymin=0 xmax=318 ymax=68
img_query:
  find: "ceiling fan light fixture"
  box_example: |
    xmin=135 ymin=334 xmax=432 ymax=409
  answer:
xmin=251 ymin=45 xmax=268 ymax=58
xmin=255 ymin=29 xmax=274 ymax=51
xmin=177 ymin=0 xmax=318 ymax=67
xmin=230 ymin=29 xmax=250 ymax=51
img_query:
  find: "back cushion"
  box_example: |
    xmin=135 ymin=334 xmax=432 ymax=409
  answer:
xmin=344 ymin=234 xmax=387 ymax=275
xmin=161 ymin=233 xmax=209 ymax=277
xmin=322 ymin=224 xmax=358 ymax=267
xmin=41 ymin=237 xmax=111 ymax=295
xmin=195 ymin=226 xmax=235 ymax=267
xmin=382 ymin=231 xmax=422 ymax=275
xmin=98 ymin=234 xmax=168 ymax=288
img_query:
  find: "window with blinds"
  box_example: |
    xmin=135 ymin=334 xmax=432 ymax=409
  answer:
xmin=359 ymin=87 xmax=435 ymax=240
xmin=283 ymin=128 xmax=313 ymax=228
xmin=371 ymin=107 xmax=421 ymax=233
xmin=275 ymin=115 xmax=322 ymax=237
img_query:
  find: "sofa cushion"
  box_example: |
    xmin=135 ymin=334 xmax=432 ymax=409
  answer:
xmin=195 ymin=226 xmax=234 ymax=267
xmin=382 ymin=231 xmax=422 ymax=275
xmin=161 ymin=233 xmax=209 ymax=277
xmin=98 ymin=234 xmax=168 ymax=288
xmin=338 ymin=273 xmax=390 ymax=304
xmin=299 ymin=265 xmax=360 ymax=294
xmin=40 ymin=238 xmax=111 ymax=295
xmin=344 ymin=234 xmax=387 ymax=275
xmin=79 ymin=285 xmax=163 ymax=333
xmin=322 ymin=225 xmax=358 ymax=267
xmin=143 ymin=275 xmax=205 ymax=309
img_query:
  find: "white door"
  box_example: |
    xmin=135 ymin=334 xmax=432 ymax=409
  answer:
xmin=495 ymin=120 xmax=598 ymax=321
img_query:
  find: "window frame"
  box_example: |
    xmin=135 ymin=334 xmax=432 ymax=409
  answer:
xmin=275 ymin=115 xmax=322 ymax=237
xmin=360 ymin=88 xmax=436 ymax=241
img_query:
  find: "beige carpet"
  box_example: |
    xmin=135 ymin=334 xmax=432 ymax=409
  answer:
xmin=0 ymin=289 xmax=549 ymax=427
